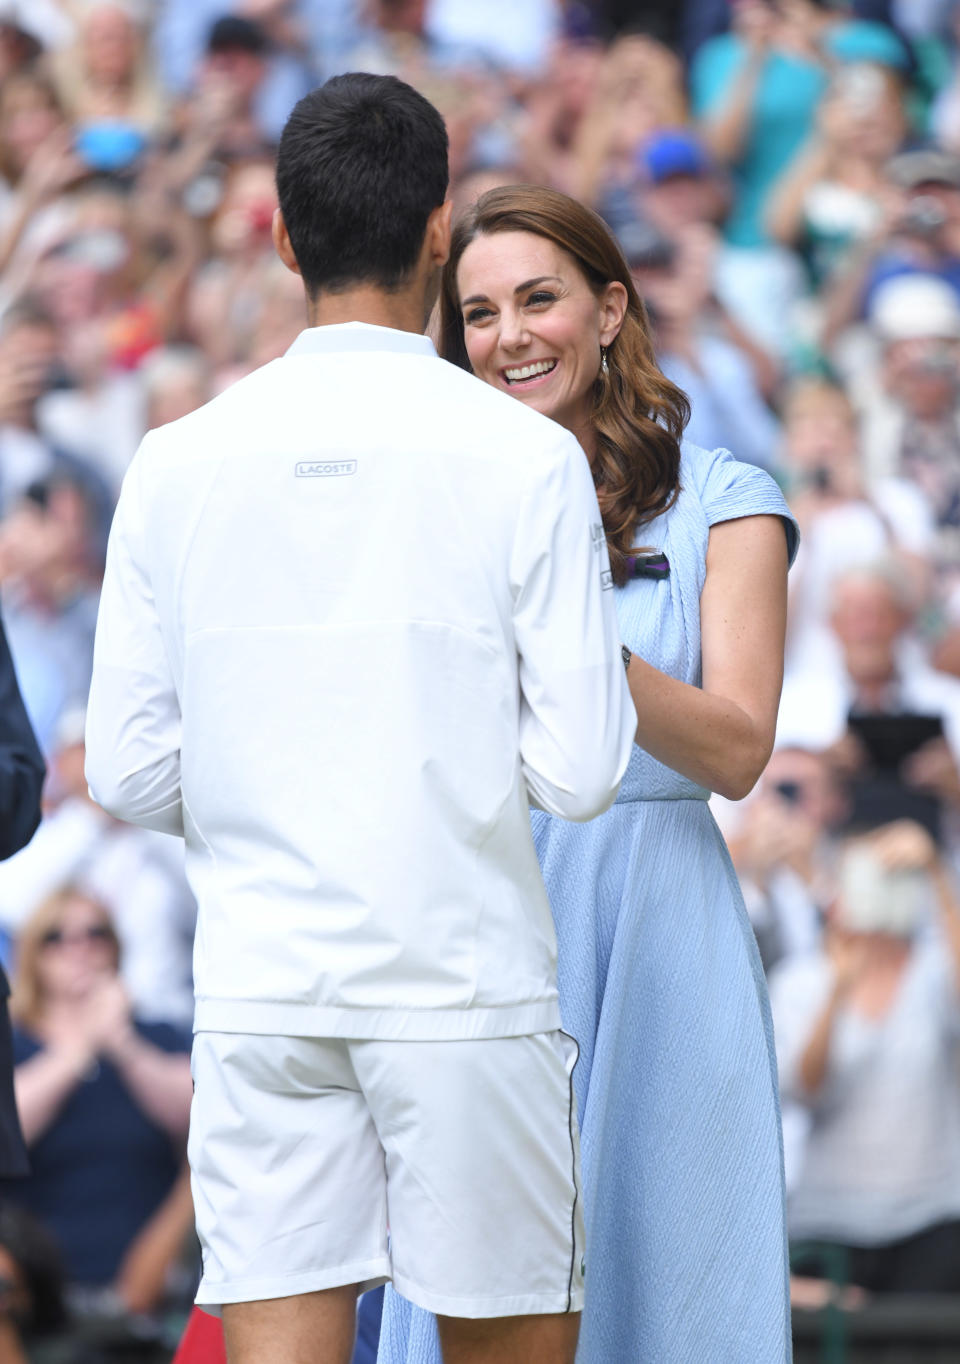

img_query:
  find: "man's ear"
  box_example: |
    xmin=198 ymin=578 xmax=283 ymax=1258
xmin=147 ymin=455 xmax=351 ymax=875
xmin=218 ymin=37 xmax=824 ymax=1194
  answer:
xmin=426 ymin=199 xmax=453 ymax=268
xmin=272 ymin=208 xmax=301 ymax=276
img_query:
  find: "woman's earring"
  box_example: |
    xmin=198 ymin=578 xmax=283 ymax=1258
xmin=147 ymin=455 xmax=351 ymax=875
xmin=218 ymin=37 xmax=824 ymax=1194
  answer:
xmin=600 ymin=345 xmax=609 ymax=376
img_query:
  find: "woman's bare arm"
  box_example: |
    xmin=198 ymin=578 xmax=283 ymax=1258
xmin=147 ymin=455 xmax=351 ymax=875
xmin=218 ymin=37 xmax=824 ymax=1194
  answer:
xmin=626 ymin=514 xmax=788 ymax=800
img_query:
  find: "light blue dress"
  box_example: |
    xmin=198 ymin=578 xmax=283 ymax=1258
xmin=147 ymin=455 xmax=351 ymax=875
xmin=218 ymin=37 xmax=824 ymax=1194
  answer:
xmin=378 ymin=443 xmax=799 ymax=1364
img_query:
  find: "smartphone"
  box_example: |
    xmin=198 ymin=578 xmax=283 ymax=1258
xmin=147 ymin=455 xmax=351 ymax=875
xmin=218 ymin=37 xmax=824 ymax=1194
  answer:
xmin=845 ymin=773 xmax=942 ymax=846
xmin=847 ymin=712 xmax=944 ymax=774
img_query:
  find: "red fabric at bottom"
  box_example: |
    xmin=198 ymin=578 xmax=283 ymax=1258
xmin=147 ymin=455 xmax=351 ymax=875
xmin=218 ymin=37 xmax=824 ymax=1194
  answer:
xmin=172 ymin=1305 xmax=227 ymax=1364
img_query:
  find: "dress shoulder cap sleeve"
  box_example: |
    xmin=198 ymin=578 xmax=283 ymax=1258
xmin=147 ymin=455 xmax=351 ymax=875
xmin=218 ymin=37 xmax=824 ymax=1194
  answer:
xmin=686 ymin=442 xmax=799 ymax=567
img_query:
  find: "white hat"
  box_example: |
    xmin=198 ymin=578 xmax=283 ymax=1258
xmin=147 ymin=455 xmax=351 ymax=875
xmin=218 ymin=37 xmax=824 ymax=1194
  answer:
xmin=870 ymin=272 xmax=960 ymax=342
xmin=0 ymin=0 xmax=74 ymax=49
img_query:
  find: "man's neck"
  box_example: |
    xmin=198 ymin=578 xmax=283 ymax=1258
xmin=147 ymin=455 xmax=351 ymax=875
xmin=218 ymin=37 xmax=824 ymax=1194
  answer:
xmin=306 ymin=286 xmax=428 ymax=337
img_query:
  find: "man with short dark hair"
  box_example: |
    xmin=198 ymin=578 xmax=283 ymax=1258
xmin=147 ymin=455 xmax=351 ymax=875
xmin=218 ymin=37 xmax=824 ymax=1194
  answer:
xmin=85 ymin=73 xmax=634 ymax=1364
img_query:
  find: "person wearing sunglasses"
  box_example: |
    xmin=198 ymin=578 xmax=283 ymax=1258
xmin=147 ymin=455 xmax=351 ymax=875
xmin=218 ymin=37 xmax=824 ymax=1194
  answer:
xmin=0 ymin=885 xmax=193 ymax=1315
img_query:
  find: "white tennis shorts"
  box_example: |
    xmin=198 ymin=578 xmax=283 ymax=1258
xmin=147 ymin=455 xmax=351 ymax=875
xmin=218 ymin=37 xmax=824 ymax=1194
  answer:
xmin=189 ymin=1029 xmax=584 ymax=1319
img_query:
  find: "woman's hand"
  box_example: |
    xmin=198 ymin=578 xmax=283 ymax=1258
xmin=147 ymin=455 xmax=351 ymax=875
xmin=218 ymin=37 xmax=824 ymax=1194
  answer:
xmin=903 ymin=738 xmax=960 ymax=808
xmin=867 ymin=819 xmax=939 ymax=873
xmin=83 ymin=977 xmax=135 ymax=1059
xmin=16 ymin=127 xmax=86 ymax=210
xmin=730 ymin=794 xmax=817 ymax=883
xmin=828 ymin=931 xmax=874 ymax=999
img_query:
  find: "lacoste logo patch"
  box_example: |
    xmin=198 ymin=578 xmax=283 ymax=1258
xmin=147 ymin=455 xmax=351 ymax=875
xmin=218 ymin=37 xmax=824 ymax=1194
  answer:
xmin=295 ymin=460 xmax=358 ymax=478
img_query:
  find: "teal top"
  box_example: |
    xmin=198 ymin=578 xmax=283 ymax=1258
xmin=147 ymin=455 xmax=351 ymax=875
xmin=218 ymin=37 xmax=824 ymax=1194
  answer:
xmin=691 ymin=33 xmax=827 ymax=248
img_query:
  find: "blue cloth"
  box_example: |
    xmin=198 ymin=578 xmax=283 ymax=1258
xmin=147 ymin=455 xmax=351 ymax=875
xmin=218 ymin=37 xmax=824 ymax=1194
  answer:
xmin=3 ymin=1020 xmax=190 ymax=1286
xmin=378 ymin=444 xmax=798 ymax=1364
xmin=691 ymin=34 xmax=827 ymax=248
xmin=354 ymin=1288 xmax=384 ymax=1364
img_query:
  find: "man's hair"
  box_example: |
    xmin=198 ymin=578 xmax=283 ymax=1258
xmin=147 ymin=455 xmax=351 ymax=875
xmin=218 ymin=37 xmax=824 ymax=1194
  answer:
xmin=276 ymin=73 xmax=448 ymax=295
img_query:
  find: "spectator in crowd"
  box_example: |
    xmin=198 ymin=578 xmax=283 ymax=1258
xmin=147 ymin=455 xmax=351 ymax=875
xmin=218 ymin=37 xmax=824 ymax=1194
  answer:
xmin=771 ymin=818 xmax=960 ymax=1293
xmin=188 ymin=14 xmax=277 ymax=156
xmin=730 ymin=744 xmax=843 ymax=972
xmin=0 ymin=470 xmax=104 ymax=753
xmin=690 ymin=0 xmax=909 ymax=352
xmin=516 ymin=36 xmax=605 ymax=191
xmin=52 ymin=0 xmax=168 ymax=138
xmin=622 ymin=206 xmax=782 ymax=469
xmin=0 ymin=705 xmax=196 ymax=1027
xmin=855 ymin=272 xmax=960 ymax=496
xmin=930 ymin=0 xmax=960 ymax=151
xmin=155 ymin=1 xmax=318 ymax=144
xmin=3 ymin=888 xmax=192 ymax=1313
xmin=566 ymin=32 xmax=687 ymax=204
xmin=779 ymin=377 xmax=933 ymax=670
xmin=182 ymin=155 xmax=279 ymax=381
xmin=824 ymin=149 xmax=960 ymax=348
xmin=778 ymin=563 xmax=960 ymax=866
xmin=766 ymin=62 xmax=908 ymax=291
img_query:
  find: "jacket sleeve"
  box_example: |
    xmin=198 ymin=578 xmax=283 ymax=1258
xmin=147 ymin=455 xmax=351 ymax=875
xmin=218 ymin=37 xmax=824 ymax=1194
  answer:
xmin=85 ymin=446 xmax=183 ymax=837
xmin=510 ymin=435 xmax=635 ymax=822
xmin=0 ymin=613 xmax=44 ymax=860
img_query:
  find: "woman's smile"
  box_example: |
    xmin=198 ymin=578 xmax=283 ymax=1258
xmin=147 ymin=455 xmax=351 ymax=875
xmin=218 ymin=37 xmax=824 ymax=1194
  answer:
xmin=500 ymin=357 xmax=559 ymax=387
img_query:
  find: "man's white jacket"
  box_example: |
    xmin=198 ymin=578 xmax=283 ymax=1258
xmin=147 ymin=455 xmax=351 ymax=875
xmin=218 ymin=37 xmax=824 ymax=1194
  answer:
xmin=86 ymin=323 xmax=635 ymax=1040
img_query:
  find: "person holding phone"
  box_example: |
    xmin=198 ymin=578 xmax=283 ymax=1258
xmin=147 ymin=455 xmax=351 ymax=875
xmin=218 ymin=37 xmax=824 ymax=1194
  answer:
xmin=771 ymin=819 xmax=960 ymax=1294
xmin=778 ymin=562 xmax=960 ymax=842
xmin=729 ymin=745 xmax=842 ymax=972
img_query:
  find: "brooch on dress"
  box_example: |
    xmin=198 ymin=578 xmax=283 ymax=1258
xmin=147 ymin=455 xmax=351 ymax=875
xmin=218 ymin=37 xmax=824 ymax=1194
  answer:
xmin=626 ymin=551 xmax=670 ymax=580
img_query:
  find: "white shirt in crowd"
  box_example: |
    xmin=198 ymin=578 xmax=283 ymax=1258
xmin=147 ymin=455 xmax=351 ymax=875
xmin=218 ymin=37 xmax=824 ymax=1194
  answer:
xmin=777 ymin=636 xmax=960 ymax=759
xmin=85 ymin=323 xmax=635 ymax=1041
xmin=0 ymin=798 xmax=196 ymax=1026
xmin=771 ymin=940 xmax=960 ymax=1244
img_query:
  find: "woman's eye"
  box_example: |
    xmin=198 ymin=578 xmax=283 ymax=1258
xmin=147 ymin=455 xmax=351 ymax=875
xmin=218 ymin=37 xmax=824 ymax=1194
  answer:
xmin=464 ymin=306 xmax=493 ymax=324
xmin=526 ymin=291 xmax=556 ymax=307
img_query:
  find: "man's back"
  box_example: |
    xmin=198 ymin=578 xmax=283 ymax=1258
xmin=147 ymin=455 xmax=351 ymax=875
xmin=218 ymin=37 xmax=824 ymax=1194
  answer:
xmin=87 ymin=323 xmax=631 ymax=1040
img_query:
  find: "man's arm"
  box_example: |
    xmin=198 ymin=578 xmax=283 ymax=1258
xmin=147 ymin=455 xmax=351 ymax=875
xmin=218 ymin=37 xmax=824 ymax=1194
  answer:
xmin=511 ymin=437 xmax=635 ymax=822
xmin=0 ymin=613 xmax=43 ymax=860
xmin=85 ymin=448 xmax=184 ymax=836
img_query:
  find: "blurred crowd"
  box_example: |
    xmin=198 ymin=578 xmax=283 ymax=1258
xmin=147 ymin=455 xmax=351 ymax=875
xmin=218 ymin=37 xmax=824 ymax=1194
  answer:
xmin=0 ymin=0 xmax=959 ymax=1354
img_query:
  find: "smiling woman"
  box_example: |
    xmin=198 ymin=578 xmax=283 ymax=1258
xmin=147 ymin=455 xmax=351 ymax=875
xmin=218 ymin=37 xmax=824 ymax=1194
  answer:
xmin=380 ymin=185 xmax=798 ymax=1364
xmin=439 ymin=186 xmax=689 ymax=585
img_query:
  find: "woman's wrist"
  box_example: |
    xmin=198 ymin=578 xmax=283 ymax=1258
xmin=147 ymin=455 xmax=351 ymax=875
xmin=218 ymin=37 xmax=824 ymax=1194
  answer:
xmin=47 ymin=1038 xmax=96 ymax=1081
xmin=103 ymin=1024 xmax=142 ymax=1067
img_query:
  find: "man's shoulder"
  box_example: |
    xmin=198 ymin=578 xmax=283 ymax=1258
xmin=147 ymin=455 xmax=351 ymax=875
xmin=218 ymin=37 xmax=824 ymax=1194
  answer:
xmin=139 ymin=353 xmax=582 ymax=485
xmin=433 ymin=359 xmax=579 ymax=447
xmin=144 ymin=361 xmax=281 ymax=450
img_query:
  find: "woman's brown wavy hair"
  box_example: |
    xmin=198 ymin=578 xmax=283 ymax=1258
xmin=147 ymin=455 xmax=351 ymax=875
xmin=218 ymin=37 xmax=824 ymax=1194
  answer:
xmin=439 ymin=184 xmax=689 ymax=585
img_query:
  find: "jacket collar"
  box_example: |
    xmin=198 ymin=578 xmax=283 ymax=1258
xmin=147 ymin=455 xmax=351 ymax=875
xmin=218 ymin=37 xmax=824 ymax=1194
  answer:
xmin=286 ymin=322 xmax=437 ymax=360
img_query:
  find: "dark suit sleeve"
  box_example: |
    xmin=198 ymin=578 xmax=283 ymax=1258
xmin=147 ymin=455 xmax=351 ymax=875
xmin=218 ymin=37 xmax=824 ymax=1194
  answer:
xmin=0 ymin=612 xmax=44 ymax=862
